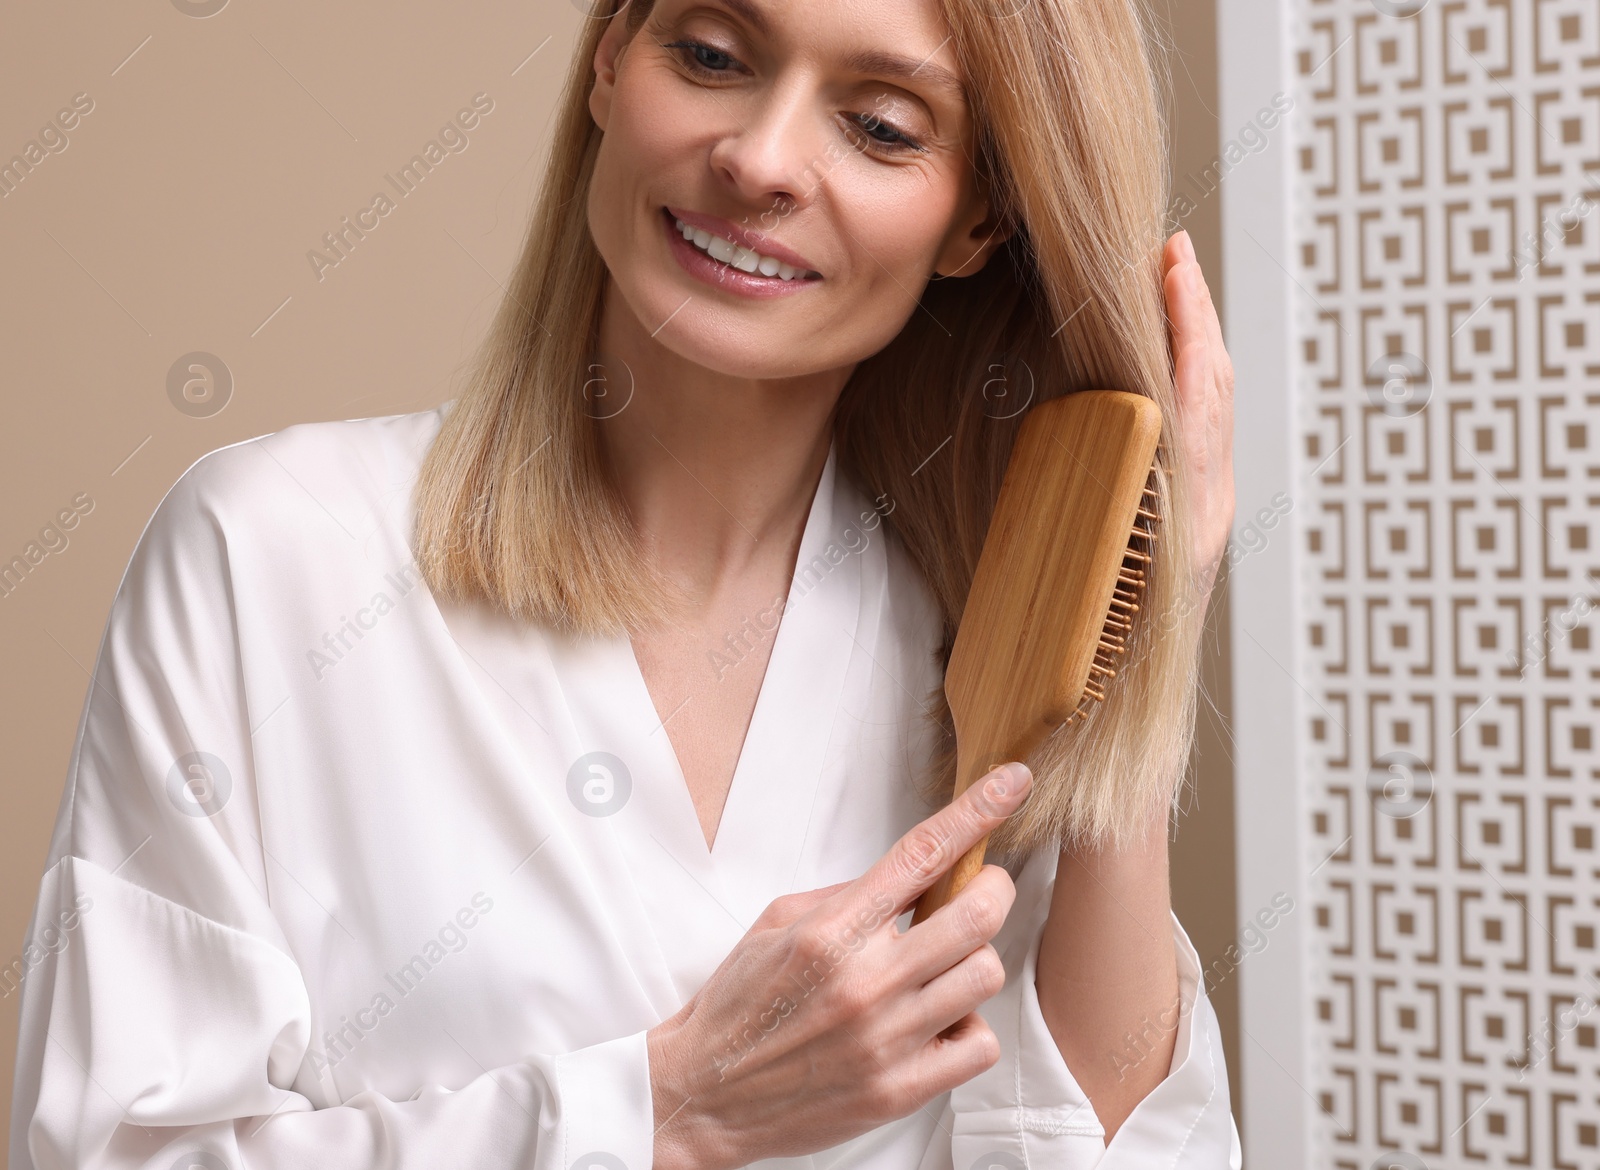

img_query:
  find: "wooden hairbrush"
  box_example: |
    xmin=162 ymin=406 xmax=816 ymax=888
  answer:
xmin=911 ymin=390 xmax=1162 ymax=924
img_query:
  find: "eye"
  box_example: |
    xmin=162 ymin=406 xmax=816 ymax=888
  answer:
xmin=849 ymin=110 xmax=925 ymax=154
xmin=662 ymin=38 xmax=742 ymax=77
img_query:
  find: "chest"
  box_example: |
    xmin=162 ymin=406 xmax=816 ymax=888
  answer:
xmin=630 ymin=577 xmax=789 ymax=850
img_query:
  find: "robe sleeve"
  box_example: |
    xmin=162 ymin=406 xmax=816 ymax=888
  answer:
xmin=927 ymin=850 xmax=1243 ymax=1169
xmin=7 ymin=451 xmax=658 ymax=1170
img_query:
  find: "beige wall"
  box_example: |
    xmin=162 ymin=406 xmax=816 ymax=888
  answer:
xmin=0 ymin=0 xmax=1234 ymax=1151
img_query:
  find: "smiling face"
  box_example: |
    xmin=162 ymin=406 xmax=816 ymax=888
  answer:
xmin=585 ymin=0 xmax=1010 ymax=381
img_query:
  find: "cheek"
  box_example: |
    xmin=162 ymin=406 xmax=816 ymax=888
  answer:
xmin=818 ymin=167 xmax=963 ymax=329
xmin=837 ymin=173 xmax=960 ymax=274
xmin=588 ymin=73 xmax=705 ymax=257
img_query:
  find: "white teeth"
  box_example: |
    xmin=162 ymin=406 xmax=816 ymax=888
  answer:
xmin=674 ymin=216 xmax=810 ymax=280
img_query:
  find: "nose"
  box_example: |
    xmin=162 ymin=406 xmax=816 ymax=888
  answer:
xmin=706 ymin=84 xmax=829 ymax=222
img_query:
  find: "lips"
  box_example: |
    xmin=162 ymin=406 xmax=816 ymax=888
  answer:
xmin=659 ymin=211 xmax=819 ymax=302
xmin=664 ymin=205 xmax=820 ymax=276
xmin=668 ymin=214 xmax=812 ymax=281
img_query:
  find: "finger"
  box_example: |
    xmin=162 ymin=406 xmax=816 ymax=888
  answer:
xmin=1159 ymin=232 xmax=1218 ymax=349
xmin=1186 ymin=263 xmax=1234 ymax=454
xmin=1191 ymin=264 xmax=1230 ymax=392
xmin=1164 ymin=262 xmax=1231 ymax=453
xmin=847 ymin=763 xmax=1033 ymax=922
xmin=1165 ymin=275 xmax=1214 ymax=460
xmin=860 ymin=943 xmax=1006 ymax=1069
xmin=910 ymin=1011 xmax=1002 ymax=1098
xmin=895 ymin=863 xmax=1017 ymax=985
xmin=1161 ymin=232 xmax=1183 ymax=283
xmin=903 ymin=943 xmax=1008 ymax=1043
xmin=1164 ymin=260 xmax=1211 ymax=378
xmin=1161 ymin=229 xmax=1192 ymax=284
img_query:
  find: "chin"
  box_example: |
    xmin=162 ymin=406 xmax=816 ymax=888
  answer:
xmin=611 ymin=272 xmax=812 ymax=376
xmin=652 ymin=307 xmax=851 ymax=379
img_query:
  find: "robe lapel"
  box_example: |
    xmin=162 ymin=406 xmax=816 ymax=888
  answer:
xmin=431 ymin=596 xmax=691 ymax=1020
xmin=545 ymin=629 xmax=753 ymax=1002
xmin=708 ymin=443 xmax=865 ymax=926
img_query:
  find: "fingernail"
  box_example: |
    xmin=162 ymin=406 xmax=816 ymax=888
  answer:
xmin=1185 ymin=262 xmax=1200 ymax=295
xmin=982 ymin=763 xmax=1033 ymax=810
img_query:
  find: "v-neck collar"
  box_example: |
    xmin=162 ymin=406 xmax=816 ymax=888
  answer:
xmin=606 ymin=439 xmax=865 ymax=925
xmin=434 ymin=438 xmax=877 ymax=1000
xmin=704 ymin=441 xmax=863 ymax=916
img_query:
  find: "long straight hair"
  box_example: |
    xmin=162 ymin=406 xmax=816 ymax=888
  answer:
xmin=413 ymin=0 xmax=1201 ymax=854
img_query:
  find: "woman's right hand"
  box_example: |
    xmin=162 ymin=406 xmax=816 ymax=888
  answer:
xmin=646 ymin=762 xmax=1035 ymax=1170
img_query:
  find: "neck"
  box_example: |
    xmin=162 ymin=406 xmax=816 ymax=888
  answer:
xmin=592 ymin=280 xmax=853 ymax=603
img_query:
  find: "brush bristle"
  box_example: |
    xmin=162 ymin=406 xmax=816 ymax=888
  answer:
xmin=1063 ymin=469 xmax=1161 ymax=724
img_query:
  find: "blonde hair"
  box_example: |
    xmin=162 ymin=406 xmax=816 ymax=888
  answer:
xmin=413 ymin=0 xmax=1201 ymax=854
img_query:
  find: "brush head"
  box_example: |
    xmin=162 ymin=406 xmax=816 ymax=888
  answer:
xmin=944 ymin=389 xmax=1163 ymax=793
xmin=911 ymin=389 xmax=1164 ymax=923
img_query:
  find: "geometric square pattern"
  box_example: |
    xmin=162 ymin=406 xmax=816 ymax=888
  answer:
xmin=1294 ymin=1 xmax=1600 ymax=1164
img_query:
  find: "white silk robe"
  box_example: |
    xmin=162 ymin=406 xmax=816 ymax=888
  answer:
xmin=9 ymin=406 xmax=1241 ymax=1169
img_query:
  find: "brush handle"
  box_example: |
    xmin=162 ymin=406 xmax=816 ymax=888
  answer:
xmin=911 ymin=835 xmax=989 ymax=925
xmin=911 ymin=747 xmax=1006 ymax=925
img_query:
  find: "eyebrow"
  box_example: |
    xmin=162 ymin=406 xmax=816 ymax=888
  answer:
xmin=713 ymin=0 xmax=968 ymax=105
xmin=714 ymin=0 xmax=773 ymax=33
xmin=842 ymin=47 xmax=968 ymax=106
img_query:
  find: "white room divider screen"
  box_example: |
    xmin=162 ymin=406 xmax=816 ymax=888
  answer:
xmin=1224 ymin=0 xmax=1600 ymax=1165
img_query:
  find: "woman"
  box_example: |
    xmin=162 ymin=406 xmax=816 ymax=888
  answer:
xmin=10 ymin=0 xmax=1240 ymax=1166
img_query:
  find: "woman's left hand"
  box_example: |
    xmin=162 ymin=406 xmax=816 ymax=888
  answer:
xmin=1161 ymin=230 xmax=1235 ymax=604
